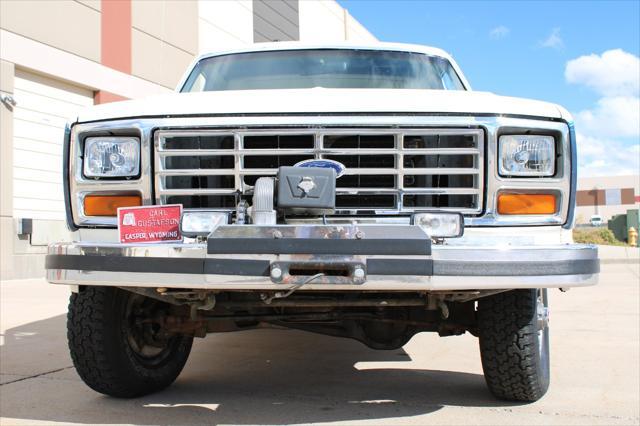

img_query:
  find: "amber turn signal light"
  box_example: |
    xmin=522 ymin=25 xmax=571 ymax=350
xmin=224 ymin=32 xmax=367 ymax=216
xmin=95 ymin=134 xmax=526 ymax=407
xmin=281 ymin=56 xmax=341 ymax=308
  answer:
xmin=84 ymin=195 xmax=141 ymax=216
xmin=497 ymin=193 xmax=556 ymax=215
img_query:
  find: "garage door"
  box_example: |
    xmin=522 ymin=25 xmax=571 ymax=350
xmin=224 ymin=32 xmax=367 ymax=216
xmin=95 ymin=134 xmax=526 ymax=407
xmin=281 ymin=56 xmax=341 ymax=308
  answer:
xmin=12 ymin=69 xmax=93 ymax=220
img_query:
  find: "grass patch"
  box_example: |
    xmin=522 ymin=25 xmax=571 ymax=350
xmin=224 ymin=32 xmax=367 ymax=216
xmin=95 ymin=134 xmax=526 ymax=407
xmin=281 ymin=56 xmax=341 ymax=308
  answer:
xmin=573 ymin=228 xmax=628 ymax=246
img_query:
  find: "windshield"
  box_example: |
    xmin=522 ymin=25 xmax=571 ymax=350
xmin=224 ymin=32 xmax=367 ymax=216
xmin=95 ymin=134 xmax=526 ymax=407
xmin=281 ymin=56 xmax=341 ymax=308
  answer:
xmin=181 ymin=49 xmax=466 ymax=92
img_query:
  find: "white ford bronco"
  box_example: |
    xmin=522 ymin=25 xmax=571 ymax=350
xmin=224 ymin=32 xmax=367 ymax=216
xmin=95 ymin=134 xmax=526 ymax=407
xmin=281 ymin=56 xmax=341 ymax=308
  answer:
xmin=46 ymin=42 xmax=599 ymax=401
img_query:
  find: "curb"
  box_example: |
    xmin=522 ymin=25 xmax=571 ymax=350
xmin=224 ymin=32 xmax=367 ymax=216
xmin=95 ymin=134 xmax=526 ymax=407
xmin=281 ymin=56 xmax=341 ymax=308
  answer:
xmin=600 ymin=259 xmax=640 ymax=265
xmin=596 ymin=245 xmax=639 ymax=265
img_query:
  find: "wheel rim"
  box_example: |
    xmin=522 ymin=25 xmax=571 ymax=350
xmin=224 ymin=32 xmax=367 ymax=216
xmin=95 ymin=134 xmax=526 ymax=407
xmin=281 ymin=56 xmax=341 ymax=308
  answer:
xmin=537 ymin=290 xmax=550 ymax=331
xmin=125 ymin=294 xmax=176 ymax=366
xmin=536 ymin=289 xmax=550 ymax=376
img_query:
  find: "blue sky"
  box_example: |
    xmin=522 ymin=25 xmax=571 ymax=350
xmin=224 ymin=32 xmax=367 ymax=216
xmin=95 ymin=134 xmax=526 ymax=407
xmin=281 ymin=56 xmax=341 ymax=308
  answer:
xmin=340 ymin=0 xmax=640 ymax=177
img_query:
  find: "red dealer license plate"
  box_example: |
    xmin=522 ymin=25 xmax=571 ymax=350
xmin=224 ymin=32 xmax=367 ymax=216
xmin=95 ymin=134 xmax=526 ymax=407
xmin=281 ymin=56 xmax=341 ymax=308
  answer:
xmin=117 ymin=204 xmax=183 ymax=244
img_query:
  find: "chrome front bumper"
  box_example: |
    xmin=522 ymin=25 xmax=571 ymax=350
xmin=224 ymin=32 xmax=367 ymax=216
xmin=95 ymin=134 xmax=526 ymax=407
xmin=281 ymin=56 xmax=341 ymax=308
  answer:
xmin=46 ymin=225 xmax=599 ymax=291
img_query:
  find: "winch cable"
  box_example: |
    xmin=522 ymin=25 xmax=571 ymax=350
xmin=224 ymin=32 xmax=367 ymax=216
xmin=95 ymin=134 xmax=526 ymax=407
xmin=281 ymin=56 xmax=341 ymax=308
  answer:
xmin=261 ymin=273 xmax=325 ymax=304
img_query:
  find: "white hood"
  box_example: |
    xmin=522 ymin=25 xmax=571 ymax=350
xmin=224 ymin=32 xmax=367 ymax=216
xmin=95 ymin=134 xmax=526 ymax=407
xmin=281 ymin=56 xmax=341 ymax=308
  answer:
xmin=76 ymin=89 xmax=565 ymax=123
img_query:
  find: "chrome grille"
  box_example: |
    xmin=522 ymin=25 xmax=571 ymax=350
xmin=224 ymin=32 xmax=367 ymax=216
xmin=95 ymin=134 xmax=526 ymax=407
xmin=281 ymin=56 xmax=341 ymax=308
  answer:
xmin=155 ymin=128 xmax=484 ymax=214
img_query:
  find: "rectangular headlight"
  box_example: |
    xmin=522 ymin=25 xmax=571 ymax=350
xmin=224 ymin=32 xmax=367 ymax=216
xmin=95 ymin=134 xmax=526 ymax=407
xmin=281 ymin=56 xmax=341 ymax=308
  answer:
xmin=83 ymin=137 xmax=140 ymax=178
xmin=499 ymin=135 xmax=555 ymax=177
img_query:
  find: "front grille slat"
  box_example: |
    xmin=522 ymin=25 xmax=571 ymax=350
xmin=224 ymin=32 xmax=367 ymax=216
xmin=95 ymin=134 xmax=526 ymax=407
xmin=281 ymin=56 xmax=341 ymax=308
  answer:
xmin=156 ymin=129 xmax=484 ymax=213
xmin=158 ymin=169 xmax=235 ymax=176
xmin=407 ymin=168 xmax=479 ymax=175
xmin=334 ymin=187 xmax=479 ymax=194
xmin=159 ymin=188 xmax=238 ymax=196
xmin=159 ymin=149 xmax=234 ymax=157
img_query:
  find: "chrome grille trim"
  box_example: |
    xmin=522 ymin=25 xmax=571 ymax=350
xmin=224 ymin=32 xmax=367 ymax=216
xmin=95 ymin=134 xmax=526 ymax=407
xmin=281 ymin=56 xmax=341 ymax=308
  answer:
xmin=68 ymin=115 xmax=571 ymax=228
xmin=154 ymin=128 xmax=485 ymax=214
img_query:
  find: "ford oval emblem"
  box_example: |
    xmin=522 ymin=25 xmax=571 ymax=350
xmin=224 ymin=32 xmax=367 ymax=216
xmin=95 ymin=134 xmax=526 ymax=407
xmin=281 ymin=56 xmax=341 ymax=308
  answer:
xmin=294 ymin=159 xmax=346 ymax=178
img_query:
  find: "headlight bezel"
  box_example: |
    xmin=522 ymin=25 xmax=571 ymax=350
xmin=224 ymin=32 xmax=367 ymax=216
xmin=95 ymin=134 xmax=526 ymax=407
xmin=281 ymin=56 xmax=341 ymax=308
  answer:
xmin=82 ymin=136 xmax=141 ymax=179
xmin=498 ymin=134 xmax=556 ymax=178
xmin=69 ymin=123 xmax=151 ymax=229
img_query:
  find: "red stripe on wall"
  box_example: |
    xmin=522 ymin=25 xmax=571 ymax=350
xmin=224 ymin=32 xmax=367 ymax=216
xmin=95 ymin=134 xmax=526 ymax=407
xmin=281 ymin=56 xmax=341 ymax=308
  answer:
xmin=101 ymin=0 xmax=131 ymax=74
xmin=94 ymin=91 xmax=128 ymax=104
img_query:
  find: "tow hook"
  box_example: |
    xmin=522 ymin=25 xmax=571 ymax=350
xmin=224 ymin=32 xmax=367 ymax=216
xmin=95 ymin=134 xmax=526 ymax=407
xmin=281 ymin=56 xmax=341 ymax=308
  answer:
xmin=427 ymin=294 xmax=449 ymax=319
xmin=438 ymin=300 xmax=450 ymax=319
xmin=190 ymin=293 xmax=216 ymax=320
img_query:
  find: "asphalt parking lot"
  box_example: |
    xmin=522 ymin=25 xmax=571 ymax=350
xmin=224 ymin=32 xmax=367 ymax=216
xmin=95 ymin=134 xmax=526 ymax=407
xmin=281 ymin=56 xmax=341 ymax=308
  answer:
xmin=1 ymin=261 xmax=639 ymax=425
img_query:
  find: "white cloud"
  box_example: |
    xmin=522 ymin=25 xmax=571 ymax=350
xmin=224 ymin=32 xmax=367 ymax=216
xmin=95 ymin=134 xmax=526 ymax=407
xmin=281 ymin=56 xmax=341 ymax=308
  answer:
xmin=540 ymin=28 xmax=563 ymax=50
xmin=574 ymin=96 xmax=640 ymax=138
xmin=565 ymin=49 xmax=640 ymax=176
xmin=489 ymin=26 xmax=509 ymax=39
xmin=577 ymin=132 xmax=640 ymax=177
xmin=565 ymin=49 xmax=640 ymax=97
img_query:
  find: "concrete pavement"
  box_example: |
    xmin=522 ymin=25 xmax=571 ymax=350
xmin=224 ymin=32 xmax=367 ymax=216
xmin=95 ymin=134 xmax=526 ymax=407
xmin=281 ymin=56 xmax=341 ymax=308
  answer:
xmin=1 ymin=263 xmax=639 ymax=425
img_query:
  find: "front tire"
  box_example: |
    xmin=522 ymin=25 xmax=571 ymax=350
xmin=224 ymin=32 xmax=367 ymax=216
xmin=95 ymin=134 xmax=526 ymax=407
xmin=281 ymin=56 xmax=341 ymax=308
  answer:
xmin=478 ymin=289 xmax=550 ymax=402
xmin=67 ymin=286 xmax=193 ymax=398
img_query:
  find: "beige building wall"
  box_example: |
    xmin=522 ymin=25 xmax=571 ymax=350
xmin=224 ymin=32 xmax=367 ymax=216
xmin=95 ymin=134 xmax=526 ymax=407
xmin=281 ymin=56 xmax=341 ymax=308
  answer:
xmin=131 ymin=0 xmax=199 ymax=89
xmin=1 ymin=60 xmax=16 ymax=279
xmin=198 ymin=0 xmax=254 ymax=53
xmin=299 ymin=0 xmax=377 ymax=43
xmin=0 ymin=0 xmax=101 ymax=62
xmin=576 ymin=175 xmax=640 ymax=224
xmin=1 ymin=0 xmax=194 ymax=91
xmin=0 ymin=61 xmax=68 ymax=280
xmin=0 ymin=60 xmax=13 ymax=220
xmin=344 ymin=10 xmax=378 ymax=42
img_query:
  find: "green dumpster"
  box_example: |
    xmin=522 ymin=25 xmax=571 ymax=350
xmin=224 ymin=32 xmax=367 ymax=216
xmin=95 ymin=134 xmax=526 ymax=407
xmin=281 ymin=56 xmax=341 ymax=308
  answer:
xmin=608 ymin=214 xmax=627 ymax=242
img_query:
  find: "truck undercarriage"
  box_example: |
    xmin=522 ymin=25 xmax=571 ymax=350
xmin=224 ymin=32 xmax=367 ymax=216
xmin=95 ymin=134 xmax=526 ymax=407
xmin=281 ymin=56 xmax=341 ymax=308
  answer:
xmin=120 ymin=288 xmax=486 ymax=349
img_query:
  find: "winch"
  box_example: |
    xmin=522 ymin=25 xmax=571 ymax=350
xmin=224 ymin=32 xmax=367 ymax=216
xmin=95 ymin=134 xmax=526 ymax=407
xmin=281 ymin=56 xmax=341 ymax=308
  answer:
xmin=248 ymin=165 xmax=337 ymax=225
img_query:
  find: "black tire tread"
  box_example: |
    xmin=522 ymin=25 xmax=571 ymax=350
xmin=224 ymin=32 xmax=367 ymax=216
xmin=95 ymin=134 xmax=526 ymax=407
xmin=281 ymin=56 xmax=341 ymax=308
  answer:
xmin=478 ymin=289 xmax=548 ymax=402
xmin=67 ymin=286 xmax=192 ymax=398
